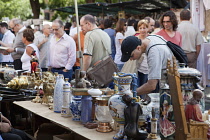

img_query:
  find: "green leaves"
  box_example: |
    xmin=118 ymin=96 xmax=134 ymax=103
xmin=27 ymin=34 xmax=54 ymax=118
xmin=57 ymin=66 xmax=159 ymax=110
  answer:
xmin=0 ymin=0 xmax=32 ymax=20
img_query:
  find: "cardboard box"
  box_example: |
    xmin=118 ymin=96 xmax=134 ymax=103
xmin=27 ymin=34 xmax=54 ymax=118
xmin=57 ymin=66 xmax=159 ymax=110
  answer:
xmin=53 ymin=134 xmax=73 ymax=140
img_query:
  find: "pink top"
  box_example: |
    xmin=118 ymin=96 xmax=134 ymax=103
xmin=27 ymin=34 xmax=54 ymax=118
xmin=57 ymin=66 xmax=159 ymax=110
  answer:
xmin=156 ymin=29 xmax=182 ymax=47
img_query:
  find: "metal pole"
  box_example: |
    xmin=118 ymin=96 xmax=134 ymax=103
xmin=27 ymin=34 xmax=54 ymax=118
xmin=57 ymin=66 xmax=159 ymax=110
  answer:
xmin=74 ymin=0 xmax=83 ymax=70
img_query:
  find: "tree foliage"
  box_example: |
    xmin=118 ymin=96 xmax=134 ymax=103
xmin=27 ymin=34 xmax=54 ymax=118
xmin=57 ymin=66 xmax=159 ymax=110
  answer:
xmin=0 ymin=0 xmax=33 ymax=21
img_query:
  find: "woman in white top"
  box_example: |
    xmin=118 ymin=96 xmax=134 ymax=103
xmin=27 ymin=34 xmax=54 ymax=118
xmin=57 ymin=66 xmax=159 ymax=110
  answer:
xmin=136 ymin=20 xmax=149 ymax=87
xmin=21 ymin=28 xmax=39 ymax=71
xmin=114 ymin=18 xmax=126 ymax=71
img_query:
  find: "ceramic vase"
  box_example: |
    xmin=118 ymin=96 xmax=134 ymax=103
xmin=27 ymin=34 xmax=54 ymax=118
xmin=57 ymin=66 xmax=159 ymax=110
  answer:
xmin=61 ymin=78 xmax=72 ymax=117
xmin=108 ymin=75 xmax=133 ymax=139
xmin=70 ymin=97 xmax=82 ymax=121
xmin=80 ymin=95 xmax=92 ymax=124
xmin=53 ymin=74 xmax=64 ymax=113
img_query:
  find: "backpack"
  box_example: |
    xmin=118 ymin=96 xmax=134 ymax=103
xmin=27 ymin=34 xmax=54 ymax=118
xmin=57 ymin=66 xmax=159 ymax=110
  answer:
xmin=147 ymin=35 xmax=188 ymax=66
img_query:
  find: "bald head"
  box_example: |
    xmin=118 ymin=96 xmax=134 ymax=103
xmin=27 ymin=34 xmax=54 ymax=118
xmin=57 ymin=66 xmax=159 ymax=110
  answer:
xmin=81 ymin=14 xmax=96 ymax=25
xmin=80 ymin=14 xmax=97 ymax=34
xmin=193 ymin=89 xmax=204 ymax=102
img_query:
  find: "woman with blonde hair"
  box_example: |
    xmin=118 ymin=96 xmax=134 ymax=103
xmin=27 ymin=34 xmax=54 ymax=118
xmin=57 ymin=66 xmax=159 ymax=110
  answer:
xmin=136 ymin=20 xmax=149 ymax=87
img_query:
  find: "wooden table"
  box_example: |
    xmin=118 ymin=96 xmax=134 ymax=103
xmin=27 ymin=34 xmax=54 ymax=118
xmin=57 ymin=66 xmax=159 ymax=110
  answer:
xmin=14 ymin=101 xmax=116 ymax=140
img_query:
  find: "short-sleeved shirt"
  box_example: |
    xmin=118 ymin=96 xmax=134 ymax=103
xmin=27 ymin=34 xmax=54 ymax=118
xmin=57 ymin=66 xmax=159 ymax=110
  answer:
xmin=156 ymin=29 xmax=182 ymax=47
xmin=34 ymin=34 xmax=52 ymax=68
xmin=146 ymin=35 xmax=173 ymax=80
xmin=177 ymin=21 xmax=204 ymax=53
xmin=1 ymin=30 xmax=15 ymax=62
xmin=114 ymin=32 xmax=125 ymax=64
xmin=84 ymin=28 xmax=111 ymax=67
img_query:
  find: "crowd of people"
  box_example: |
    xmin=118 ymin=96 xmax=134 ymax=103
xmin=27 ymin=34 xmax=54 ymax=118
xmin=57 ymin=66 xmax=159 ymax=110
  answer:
xmin=0 ymin=9 xmax=205 ymax=139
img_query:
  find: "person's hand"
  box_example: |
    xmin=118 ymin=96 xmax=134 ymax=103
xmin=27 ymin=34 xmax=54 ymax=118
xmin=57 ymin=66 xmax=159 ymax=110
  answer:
xmin=0 ymin=122 xmax=11 ymax=133
xmin=42 ymin=38 xmax=48 ymax=44
xmin=48 ymin=66 xmax=52 ymax=72
xmin=63 ymin=69 xmax=69 ymax=72
xmin=1 ymin=115 xmax=11 ymax=126
xmin=0 ymin=41 xmax=3 ymax=45
xmin=6 ymin=48 xmax=15 ymax=53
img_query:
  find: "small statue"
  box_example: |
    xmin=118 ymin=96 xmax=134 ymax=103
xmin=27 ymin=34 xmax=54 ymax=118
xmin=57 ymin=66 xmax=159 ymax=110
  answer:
xmin=77 ymin=71 xmax=91 ymax=88
xmin=185 ymin=89 xmax=204 ymax=122
xmin=122 ymin=94 xmax=148 ymax=140
xmin=75 ymin=70 xmax=91 ymax=88
xmin=30 ymin=50 xmax=39 ymax=73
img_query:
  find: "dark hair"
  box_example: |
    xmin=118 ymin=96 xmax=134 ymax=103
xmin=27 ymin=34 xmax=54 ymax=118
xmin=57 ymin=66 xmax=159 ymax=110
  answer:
xmin=104 ymin=19 xmax=113 ymax=29
xmin=160 ymin=11 xmax=178 ymax=31
xmin=0 ymin=22 xmax=8 ymax=29
xmin=115 ymin=18 xmax=126 ymax=35
xmin=180 ymin=9 xmax=191 ymax=20
xmin=64 ymin=22 xmax=71 ymax=29
xmin=23 ymin=28 xmax=34 ymax=42
xmin=82 ymin=14 xmax=96 ymax=25
xmin=71 ymin=16 xmax=76 ymax=23
xmin=154 ymin=20 xmax=160 ymax=28
xmin=127 ymin=18 xmax=136 ymax=26
xmin=134 ymin=20 xmax=139 ymax=31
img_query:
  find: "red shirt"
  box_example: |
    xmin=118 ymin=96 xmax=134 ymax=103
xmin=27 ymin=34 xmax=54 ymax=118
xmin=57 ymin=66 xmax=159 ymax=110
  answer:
xmin=156 ymin=29 xmax=182 ymax=47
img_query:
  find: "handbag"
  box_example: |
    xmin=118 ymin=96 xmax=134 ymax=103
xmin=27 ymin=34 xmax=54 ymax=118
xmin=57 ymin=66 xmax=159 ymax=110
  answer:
xmin=87 ymin=55 xmax=119 ymax=87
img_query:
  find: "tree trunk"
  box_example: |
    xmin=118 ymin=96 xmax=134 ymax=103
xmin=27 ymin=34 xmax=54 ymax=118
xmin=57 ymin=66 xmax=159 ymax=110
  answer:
xmin=30 ymin=0 xmax=40 ymax=19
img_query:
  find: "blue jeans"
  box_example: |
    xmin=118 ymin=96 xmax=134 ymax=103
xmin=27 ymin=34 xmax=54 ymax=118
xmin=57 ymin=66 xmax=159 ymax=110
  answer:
xmin=51 ymin=68 xmax=73 ymax=82
xmin=116 ymin=64 xmax=124 ymax=71
xmin=1 ymin=128 xmax=31 ymax=140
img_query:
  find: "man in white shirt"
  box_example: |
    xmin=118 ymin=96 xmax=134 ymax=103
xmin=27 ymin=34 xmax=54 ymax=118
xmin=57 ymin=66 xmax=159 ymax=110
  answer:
xmin=49 ymin=19 xmax=76 ymax=81
xmin=0 ymin=22 xmax=15 ymax=65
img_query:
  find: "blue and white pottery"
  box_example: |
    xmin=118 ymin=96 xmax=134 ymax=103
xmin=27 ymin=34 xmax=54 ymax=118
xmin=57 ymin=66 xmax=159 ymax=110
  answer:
xmin=108 ymin=74 xmax=133 ymax=139
xmin=70 ymin=97 xmax=82 ymax=121
xmin=53 ymin=74 xmax=64 ymax=113
xmin=108 ymin=75 xmax=133 ymax=124
xmin=80 ymin=96 xmax=92 ymax=124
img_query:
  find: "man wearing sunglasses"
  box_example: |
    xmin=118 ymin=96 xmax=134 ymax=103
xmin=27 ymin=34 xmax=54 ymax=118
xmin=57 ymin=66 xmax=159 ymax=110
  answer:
xmin=48 ymin=19 xmax=76 ymax=81
xmin=7 ymin=18 xmax=26 ymax=70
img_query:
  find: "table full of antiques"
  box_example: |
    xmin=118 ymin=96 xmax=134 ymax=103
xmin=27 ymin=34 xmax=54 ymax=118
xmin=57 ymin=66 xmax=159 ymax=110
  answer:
xmin=1 ymin=59 xmax=210 ymax=140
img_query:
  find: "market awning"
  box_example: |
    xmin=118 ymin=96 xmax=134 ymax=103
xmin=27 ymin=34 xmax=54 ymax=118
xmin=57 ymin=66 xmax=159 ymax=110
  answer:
xmin=53 ymin=0 xmax=171 ymax=16
xmin=53 ymin=0 xmax=188 ymax=16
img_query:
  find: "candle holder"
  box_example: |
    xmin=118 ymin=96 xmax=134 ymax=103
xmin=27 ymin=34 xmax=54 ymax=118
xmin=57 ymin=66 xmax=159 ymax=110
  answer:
xmin=95 ymin=96 xmax=113 ymax=132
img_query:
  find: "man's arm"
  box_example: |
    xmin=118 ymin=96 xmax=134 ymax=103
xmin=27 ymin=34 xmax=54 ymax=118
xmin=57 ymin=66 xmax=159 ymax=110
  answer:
xmin=196 ymin=45 xmax=201 ymax=58
xmin=136 ymin=79 xmax=158 ymax=95
xmin=83 ymin=55 xmax=92 ymax=71
xmin=0 ymin=41 xmax=12 ymax=48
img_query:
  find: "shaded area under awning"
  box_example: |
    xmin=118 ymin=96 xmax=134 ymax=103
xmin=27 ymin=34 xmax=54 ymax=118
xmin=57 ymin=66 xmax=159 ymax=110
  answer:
xmin=53 ymin=0 xmax=188 ymax=16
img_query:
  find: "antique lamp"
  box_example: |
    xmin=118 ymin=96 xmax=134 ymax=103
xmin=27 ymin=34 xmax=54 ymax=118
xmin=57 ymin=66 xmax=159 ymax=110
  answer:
xmin=95 ymin=96 xmax=113 ymax=132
